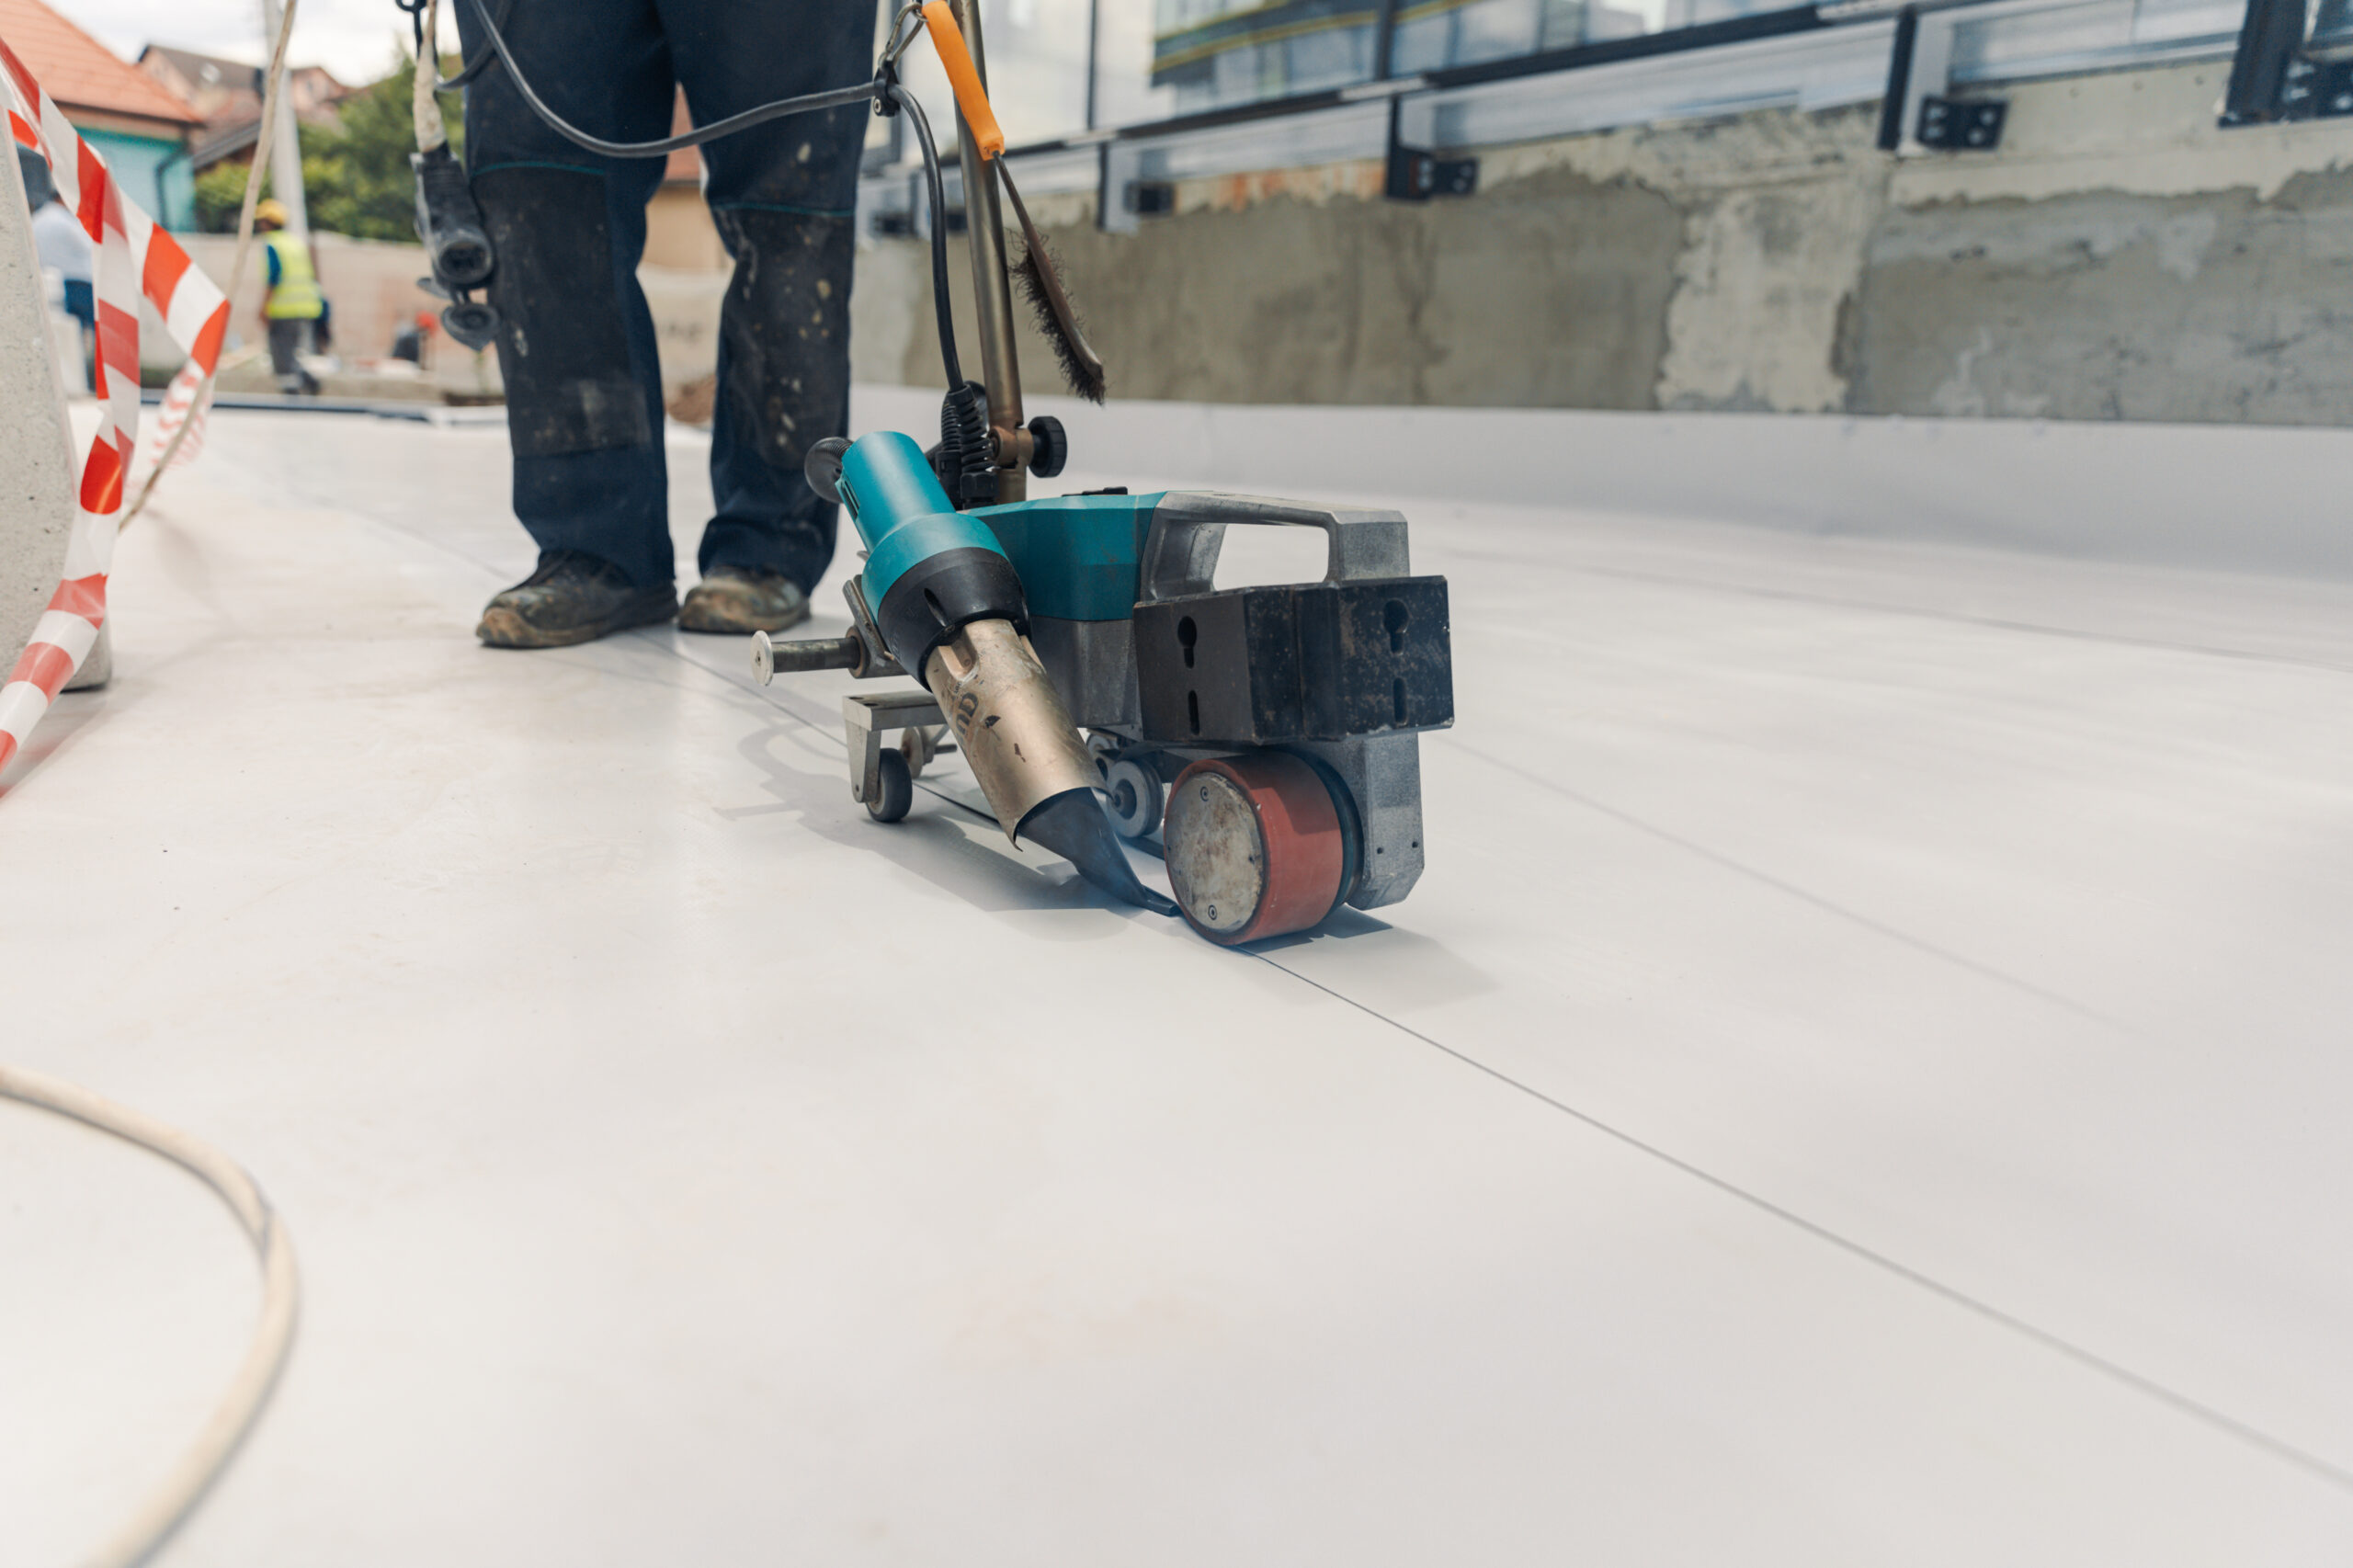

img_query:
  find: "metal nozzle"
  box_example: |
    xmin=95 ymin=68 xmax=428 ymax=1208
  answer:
xmin=752 ymin=630 xmax=864 ymax=686
xmin=1019 ymin=788 xmax=1177 ymax=915
xmin=922 ymin=618 xmax=1175 ymax=915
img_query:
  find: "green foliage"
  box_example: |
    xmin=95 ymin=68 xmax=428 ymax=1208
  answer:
xmin=193 ymin=160 xmax=250 ymax=233
xmin=192 ymin=52 xmax=465 ymax=242
xmin=305 ymin=52 xmax=466 ymax=241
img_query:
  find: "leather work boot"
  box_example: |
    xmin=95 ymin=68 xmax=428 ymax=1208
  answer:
xmin=677 ymin=565 xmax=811 ymax=634
xmin=476 ymin=551 xmax=677 ymax=649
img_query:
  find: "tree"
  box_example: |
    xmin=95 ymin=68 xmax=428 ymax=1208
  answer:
xmin=194 ymin=52 xmax=464 ymax=241
xmin=194 ymin=160 xmax=250 ymax=233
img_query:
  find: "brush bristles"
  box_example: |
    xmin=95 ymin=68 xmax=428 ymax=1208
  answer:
xmin=1013 ymin=246 xmax=1107 ymax=404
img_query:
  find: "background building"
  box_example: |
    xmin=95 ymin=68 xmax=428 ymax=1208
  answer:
xmin=140 ymin=44 xmax=347 ymax=180
xmin=0 ymin=0 xmax=196 ymax=228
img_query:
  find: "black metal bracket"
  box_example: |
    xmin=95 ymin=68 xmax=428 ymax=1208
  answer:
xmin=2223 ymin=0 xmax=2316 ymax=122
xmin=1382 ymin=101 xmax=1477 ymax=200
xmin=1915 ymin=95 xmax=2006 ymax=150
xmin=1125 ymin=179 xmax=1176 ymax=216
xmin=1876 ymin=6 xmax=1919 ymax=152
xmin=2221 ymin=12 xmax=2353 ymax=127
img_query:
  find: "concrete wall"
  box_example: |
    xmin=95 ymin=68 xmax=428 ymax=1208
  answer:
xmin=848 ymin=61 xmax=2353 ymax=426
xmin=1 ymin=141 xmax=100 ymax=694
xmin=148 ymin=234 xmax=729 ymax=409
xmin=168 ymin=232 xmax=446 ymax=370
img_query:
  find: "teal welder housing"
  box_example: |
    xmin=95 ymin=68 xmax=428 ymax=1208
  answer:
xmin=972 ymin=493 xmax=1169 ymax=623
xmin=836 ymin=431 xmax=1008 ymax=607
xmin=835 ymin=431 xmax=1029 ymax=676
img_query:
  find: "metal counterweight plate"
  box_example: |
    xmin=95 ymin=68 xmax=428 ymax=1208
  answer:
xmin=1165 ymin=771 xmax=1266 ymax=937
xmin=1165 ymin=753 xmax=1346 ymax=944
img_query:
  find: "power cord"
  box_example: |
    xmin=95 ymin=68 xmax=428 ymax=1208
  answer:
xmin=443 ymin=0 xmax=892 ymax=157
xmin=0 ymin=1064 xmax=300 ymax=1568
xmin=401 ymin=0 xmax=966 ymax=396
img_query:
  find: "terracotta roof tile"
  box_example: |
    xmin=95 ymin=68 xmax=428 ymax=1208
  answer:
xmin=0 ymin=0 xmax=200 ymax=127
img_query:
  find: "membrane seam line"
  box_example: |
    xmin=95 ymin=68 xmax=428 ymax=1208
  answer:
xmin=352 ymin=490 xmax=2144 ymax=1031
xmin=1251 ymin=950 xmax=2353 ymax=1499
xmin=206 ymin=435 xmax=2353 ymax=1492
xmin=1446 ymin=736 xmax=2131 ymax=1033
xmin=294 ymin=493 xmax=1007 ymax=830
xmin=654 ymin=636 xmax=1001 ymax=826
xmin=1535 ymin=558 xmax=2353 ymax=676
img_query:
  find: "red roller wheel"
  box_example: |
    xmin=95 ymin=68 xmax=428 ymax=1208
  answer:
xmin=1164 ymin=753 xmax=1347 ymax=945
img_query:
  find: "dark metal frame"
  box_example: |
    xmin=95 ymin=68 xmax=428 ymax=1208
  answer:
xmin=1019 ymin=0 xmax=1829 ymax=165
xmin=2222 ymin=0 xmax=2326 ymax=120
xmin=1873 ymin=5 xmax=1917 ymax=149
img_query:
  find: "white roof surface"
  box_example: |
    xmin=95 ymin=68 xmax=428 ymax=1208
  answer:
xmin=5 ymin=404 xmax=2352 ymax=1563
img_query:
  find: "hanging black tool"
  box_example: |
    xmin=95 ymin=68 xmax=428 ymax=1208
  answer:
xmin=403 ymin=0 xmax=498 ymax=348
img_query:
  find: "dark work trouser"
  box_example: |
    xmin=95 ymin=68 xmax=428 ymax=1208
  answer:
xmin=267 ymin=318 xmax=320 ymax=394
xmin=457 ymin=0 xmax=875 ymax=591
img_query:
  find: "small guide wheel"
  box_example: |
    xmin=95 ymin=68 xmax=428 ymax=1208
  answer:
xmin=1163 ymin=753 xmax=1346 ymax=945
xmin=1101 ymin=757 xmax=1165 ymax=841
xmin=867 ymin=747 xmax=914 ymax=823
xmin=1085 ymin=730 xmax=1121 ymax=785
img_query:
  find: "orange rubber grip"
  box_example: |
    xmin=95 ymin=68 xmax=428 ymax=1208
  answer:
xmin=921 ymin=1 xmax=1005 ymax=160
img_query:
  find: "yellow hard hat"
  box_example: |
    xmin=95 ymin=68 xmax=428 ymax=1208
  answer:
xmin=254 ymin=198 xmax=289 ymax=227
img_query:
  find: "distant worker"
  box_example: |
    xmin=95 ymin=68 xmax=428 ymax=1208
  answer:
xmin=454 ymin=1 xmax=875 ymax=649
xmin=392 ymin=309 xmax=438 ymax=366
xmin=255 ymin=198 xmax=324 ymax=397
xmin=21 ymin=148 xmax=94 ymax=385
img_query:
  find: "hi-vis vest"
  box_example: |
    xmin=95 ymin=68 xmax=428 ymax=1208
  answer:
xmin=263 ymin=233 xmax=324 ymax=320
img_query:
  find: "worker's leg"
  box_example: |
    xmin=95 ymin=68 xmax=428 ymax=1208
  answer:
xmin=664 ymin=0 xmax=875 ymax=631
xmin=295 ymin=321 xmax=322 ymax=396
xmin=457 ymin=0 xmax=683 ymax=642
xmin=267 ymin=319 xmax=304 ymax=396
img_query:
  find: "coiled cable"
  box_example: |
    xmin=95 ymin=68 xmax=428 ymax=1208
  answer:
xmin=0 ymin=1065 xmax=300 ymax=1568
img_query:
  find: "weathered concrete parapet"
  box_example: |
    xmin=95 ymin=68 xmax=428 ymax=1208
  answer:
xmin=0 ymin=145 xmax=101 ymax=700
xmin=852 ymin=59 xmax=2353 ymax=427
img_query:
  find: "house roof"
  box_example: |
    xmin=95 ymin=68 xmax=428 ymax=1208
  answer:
xmin=140 ymin=43 xmax=257 ymax=91
xmin=0 ymin=0 xmax=200 ymax=126
xmin=187 ymin=113 xmax=264 ymax=169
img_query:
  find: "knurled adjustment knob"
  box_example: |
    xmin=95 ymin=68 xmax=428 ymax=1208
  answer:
xmin=1027 ymin=415 xmax=1069 ymax=479
xmin=804 ymin=436 xmax=852 ymax=502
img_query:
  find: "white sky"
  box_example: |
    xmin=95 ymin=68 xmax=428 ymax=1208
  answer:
xmin=60 ymin=0 xmax=461 ymax=85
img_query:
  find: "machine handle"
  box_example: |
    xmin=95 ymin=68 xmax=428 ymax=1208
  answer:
xmin=1136 ymin=494 xmax=1413 ymax=603
xmin=922 ymin=2 xmax=1006 ymax=160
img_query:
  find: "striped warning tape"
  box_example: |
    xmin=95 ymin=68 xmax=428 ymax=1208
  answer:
xmin=140 ymin=358 xmax=215 ymax=477
xmin=1 ymin=37 xmax=229 ymax=775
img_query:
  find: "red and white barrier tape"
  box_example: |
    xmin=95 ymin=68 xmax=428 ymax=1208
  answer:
xmin=140 ymin=358 xmax=215 ymax=476
xmin=2 ymin=38 xmax=228 ymax=775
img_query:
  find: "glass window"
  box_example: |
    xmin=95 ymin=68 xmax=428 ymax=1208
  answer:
xmin=1097 ymin=0 xmax=1380 ymax=127
xmin=972 ymin=0 xmax=1097 ymax=141
xmin=881 ymin=0 xmax=1094 ymax=156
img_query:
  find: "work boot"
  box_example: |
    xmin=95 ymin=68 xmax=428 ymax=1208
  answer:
xmin=677 ymin=565 xmax=810 ymax=634
xmin=476 ymin=550 xmax=676 ymax=649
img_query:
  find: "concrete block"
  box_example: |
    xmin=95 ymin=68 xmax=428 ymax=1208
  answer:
xmin=0 ymin=143 xmax=91 ymax=694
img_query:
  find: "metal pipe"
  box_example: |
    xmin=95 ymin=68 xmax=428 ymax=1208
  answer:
xmin=751 ymin=631 xmax=864 ymax=685
xmin=258 ymin=0 xmax=312 ymax=239
xmin=921 ymin=618 xmax=1092 ymax=841
xmin=948 ymin=0 xmax=1027 ymax=502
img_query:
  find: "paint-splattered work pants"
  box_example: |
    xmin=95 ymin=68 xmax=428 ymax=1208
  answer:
xmin=458 ymin=0 xmax=875 ymax=591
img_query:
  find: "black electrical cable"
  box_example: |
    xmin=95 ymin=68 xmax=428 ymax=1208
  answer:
xmin=887 ymin=83 xmax=963 ymax=392
xmin=393 ymin=0 xmax=503 ymax=89
xmin=394 ymin=0 xmax=962 ymax=391
xmin=450 ymin=0 xmax=880 ymax=156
